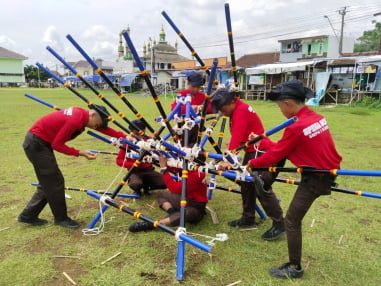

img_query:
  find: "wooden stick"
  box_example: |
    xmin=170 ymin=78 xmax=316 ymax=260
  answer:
xmin=226 ymin=280 xmax=242 ymax=286
xmin=338 ymin=234 xmax=344 ymax=244
xmin=310 ymin=219 xmax=316 ymax=228
xmin=239 ymin=227 xmax=258 ymax=232
xmin=62 ymin=272 xmax=77 ymax=285
xmin=52 ymin=255 xmax=81 ymax=259
xmin=101 ymin=251 xmax=122 ymax=265
xmin=0 ymin=227 xmax=10 ymax=232
xmin=206 ymin=206 xmax=219 ymax=224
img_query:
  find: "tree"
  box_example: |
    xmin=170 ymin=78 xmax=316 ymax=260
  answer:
xmin=24 ymin=65 xmax=50 ymax=82
xmin=354 ymin=21 xmax=381 ymax=52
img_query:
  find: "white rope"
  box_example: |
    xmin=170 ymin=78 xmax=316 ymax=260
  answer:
xmin=187 ymin=232 xmax=229 ymax=246
xmin=82 ymin=144 xmax=130 ymax=236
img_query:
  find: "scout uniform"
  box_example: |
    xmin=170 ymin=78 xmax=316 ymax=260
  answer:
xmin=18 ymin=105 xmax=116 ymax=228
xmin=248 ymin=80 xmax=342 ymax=278
xmin=211 ymin=89 xmax=285 ymax=240
xmin=115 ymin=120 xmax=166 ymax=195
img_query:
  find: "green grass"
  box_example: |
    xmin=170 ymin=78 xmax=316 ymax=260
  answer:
xmin=0 ymin=87 xmax=380 ymax=286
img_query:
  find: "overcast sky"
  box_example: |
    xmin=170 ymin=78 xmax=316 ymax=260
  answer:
xmin=1 ymin=0 xmax=380 ymax=67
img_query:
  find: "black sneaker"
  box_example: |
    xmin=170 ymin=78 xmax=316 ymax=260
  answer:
xmin=128 ymin=221 xmax=154 ymax=232
xmin=228 ymin=217 xmax=257 ymax=228
xmin=17 ymin=214 xmax=48 ymax=226
xmin=262 ymin=223 xmax=285 ymax=241
xmin=269 ymin=262 xmax=304 ymax=279
xmin=54 ymin=217 xmax=80 ymax=229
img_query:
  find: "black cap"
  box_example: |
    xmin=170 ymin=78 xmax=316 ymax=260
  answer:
xmin=129 ymin=119 xmax=147 ymax=132
xmin=210 ymin=88 xmax=236 ymax=113
xmin=90 ymin=104 xmax=110 ymax=128
xmin=268 ymin=80 xmax=314 ymax=102
xmin=187 ymin=71 xmax=205 ymax=87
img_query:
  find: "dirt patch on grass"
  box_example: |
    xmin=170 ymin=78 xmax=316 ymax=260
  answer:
xmin=25 ymin=236 xmax=55 ymax=254
xmin=45 ymin=257 xmax=87 ymax=286
xmin=358 ymin=219 xmax=371 ymax=226
xmin=0 ymin=186 xmax=13 ymax=193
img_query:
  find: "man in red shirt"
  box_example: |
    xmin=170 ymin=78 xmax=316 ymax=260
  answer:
xmin=211 ymin=88 xmax=285 ymax=241
xmin=128 ymin=155 xmax=208 ymax=232
xmin=18 ymin=105 xmax=122 ymax=228
xmin=248 ymin=80 xmax=342 ymax=279
xmin=115 ymin=119 xmax=166 ymax=195
xmin=171 ymin=71 xmax=213 ymax=145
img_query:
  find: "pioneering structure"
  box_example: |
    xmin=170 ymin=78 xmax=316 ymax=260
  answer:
xmin=27 ymin=3 xmax=381 ymax=282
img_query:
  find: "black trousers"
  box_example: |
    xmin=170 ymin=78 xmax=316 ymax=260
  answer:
xmin=20 ymin=132 xmax=67 ymax=221
xmin=128 ymin=168 xmax=166 ymax=193
xmin=285 ymin=174 xmax=334 ymax=265
xmin=157 ymin=192 xmax=206 ymax=226
xmin=241 ymin=152 xmax=285 ymax=224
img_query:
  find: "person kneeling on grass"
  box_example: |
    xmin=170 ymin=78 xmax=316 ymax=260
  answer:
xmin=247 ymin=80 xmax=342 ymax=279
xmin=115 ymin=119 xmax=166 ymax=196
xmin=18 ymin=105 xmax=123 ymax=229
xmin=128 ymin=155 xmax=208 ymax=232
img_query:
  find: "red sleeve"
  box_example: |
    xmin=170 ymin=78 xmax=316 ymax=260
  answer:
xmin=258 ymin=137 xmax=276 ymax=150
xmin=250 ymin=128 xmax=298 ymax=168
xmin=163 ymin=172 xmax=182 ymax=194
xmin=228 ymin=113 xmax=249 ymax=150
xmin=115 ymin=147 xmax=134 ymax=169
xmin=206 ymin=100 xmax=213 ymax=114
xmin=170 ymin=99 xmax=177 ymax=111
xmin=163 ymin=172 xmax=205 ymax=196
xmin=51 ymin=122 xmax=82 ymax=156
xmin=97 ymin=127 xmax=125 ymax=138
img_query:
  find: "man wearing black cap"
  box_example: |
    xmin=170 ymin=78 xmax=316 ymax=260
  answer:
xmin=171 ymin=71 xmax=212 ymax=114
xmin=18 ymin=105 xmax=121 ymax=228
xmin=211 ymin=88 xmax=285 ymax=240
xmin=115 ymin=119 xmax=166 ymax=196
xmin=248 ymin=80 xmax=342 ymax=279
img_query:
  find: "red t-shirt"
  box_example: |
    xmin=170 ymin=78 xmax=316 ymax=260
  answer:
xmin=30 ymin=107 xmax=89 ymax=156
xmin=170 ymin=89 xmax=212 ymax=114
xmin=30 ymin=107 xmax=125 ymax=157
xmin=250 ymin=106 xmax=342 ymax=169
xmin=163 ymin=171 xmax=208 ymax=203
xmin=228 ymin=99 xmax=271 ymax=153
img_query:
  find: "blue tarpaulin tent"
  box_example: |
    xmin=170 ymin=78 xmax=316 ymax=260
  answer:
xmin=120 ymin=73 xmax=138 ymax=87
xmin=64 ymin=76 xmax=80 ymax=82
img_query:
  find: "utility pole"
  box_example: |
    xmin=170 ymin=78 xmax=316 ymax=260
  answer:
xmin=338 ymin=6 xmax=348 ymax=55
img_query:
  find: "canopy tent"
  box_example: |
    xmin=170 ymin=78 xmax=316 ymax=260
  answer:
xmin=245 ymin=61 xmax=315 ymax=75
xmin=63 ymin=76 xmax=81 ymax=82
xmin=83 ymin=74 xmax=116 ymax=83
xmin=119 ymin=73 xmax=137 ymax=87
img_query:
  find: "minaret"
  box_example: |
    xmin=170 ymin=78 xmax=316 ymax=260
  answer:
xmin=118 ymin=32 xmax=124 ymax=58
xmin=124 ymin=26 xmax=132 ymax=60
xmin=143 ymin=42 xmax=147 ymax=57
xmin=159 ymin=25 xmax=166 ymax=43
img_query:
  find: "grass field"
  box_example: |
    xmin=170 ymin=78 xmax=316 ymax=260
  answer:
xmin=0 ymin=87 xmax=380 ymax=286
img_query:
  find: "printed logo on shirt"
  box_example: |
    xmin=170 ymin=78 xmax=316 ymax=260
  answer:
xmin=303 ymin=118 xmax=329 ymax=139
xmin=63 ymin=107 xmax=73 ymax=116
xmin=248 ymin=106 xmax=256 ymax=114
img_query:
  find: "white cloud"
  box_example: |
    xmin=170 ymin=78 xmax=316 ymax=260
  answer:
xmin=0 ymin=35 xmax=16 ymax=49
xmin=42 ymin=26 xmax=64 ymax=51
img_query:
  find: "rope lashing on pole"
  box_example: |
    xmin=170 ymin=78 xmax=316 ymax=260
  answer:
xmin=274 ymin=178 xmax=381 ymax=199
xmin=86 ymin=190 xmax=212 ymax=253
xmin=65 ymin=34 xmax=155 ymax=134
xmin=46 ymin=46 xmax=149 ymax=138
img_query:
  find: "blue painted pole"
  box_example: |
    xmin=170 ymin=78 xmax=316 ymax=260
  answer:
xmin=24 ymin=93 xmax=61 ymax=110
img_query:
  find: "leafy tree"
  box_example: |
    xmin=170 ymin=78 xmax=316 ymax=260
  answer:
xmin=24 ymin=65 xmax=50 ymax=82
xmin=354 ymin=21 xmax=381 ymax=52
